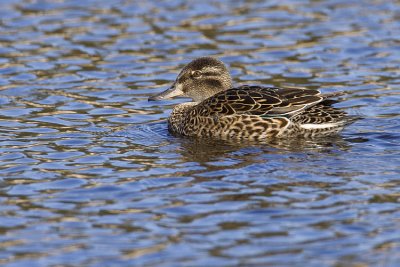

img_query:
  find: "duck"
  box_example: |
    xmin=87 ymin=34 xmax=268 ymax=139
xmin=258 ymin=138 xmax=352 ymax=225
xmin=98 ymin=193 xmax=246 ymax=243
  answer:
xmin=148 ymin=57 xmax=358 ymax=140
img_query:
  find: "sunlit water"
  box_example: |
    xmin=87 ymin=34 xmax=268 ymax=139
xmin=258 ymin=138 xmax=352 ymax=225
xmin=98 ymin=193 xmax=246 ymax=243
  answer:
xmin=0 ymin=0 xmax=399 ymax=266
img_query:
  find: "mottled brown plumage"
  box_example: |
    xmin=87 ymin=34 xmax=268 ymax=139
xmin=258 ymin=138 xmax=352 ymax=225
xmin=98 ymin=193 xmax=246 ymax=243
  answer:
xmin=149 ymin=57 xmax=358 ymax=140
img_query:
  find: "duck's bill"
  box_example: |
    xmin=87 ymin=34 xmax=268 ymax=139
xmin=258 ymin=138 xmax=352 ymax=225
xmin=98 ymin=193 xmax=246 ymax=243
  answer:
xmin=148 ymin=83 xmax=183 ymax=101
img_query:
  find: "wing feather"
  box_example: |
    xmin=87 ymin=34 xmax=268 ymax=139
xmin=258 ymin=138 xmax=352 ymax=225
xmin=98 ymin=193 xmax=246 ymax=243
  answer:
xmin=194 ymin=85 xmax=342 ymax=118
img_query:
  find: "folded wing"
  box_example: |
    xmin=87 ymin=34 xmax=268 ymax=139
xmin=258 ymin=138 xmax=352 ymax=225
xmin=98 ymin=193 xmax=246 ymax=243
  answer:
xmin=194 ymin=85 xmax=341 ymax=117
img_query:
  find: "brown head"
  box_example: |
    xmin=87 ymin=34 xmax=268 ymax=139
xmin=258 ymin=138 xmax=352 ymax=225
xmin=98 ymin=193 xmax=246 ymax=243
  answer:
xmin=148 ymin=57 xmax=233 ymax=102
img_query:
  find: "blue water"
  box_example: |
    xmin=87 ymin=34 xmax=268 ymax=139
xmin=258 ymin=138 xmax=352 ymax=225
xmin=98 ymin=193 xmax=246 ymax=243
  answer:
xmin=0 ymin=0 xmax=399 ymax=266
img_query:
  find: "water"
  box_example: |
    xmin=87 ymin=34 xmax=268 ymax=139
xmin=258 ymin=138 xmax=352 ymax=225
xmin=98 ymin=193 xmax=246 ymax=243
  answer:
xmin=0 ymin=0 xmax=399 ymax=266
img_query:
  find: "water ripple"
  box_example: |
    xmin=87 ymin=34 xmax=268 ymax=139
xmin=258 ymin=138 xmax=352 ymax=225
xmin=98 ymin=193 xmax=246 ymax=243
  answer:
xmin=0 ymin=0 xmax=399 ymax=266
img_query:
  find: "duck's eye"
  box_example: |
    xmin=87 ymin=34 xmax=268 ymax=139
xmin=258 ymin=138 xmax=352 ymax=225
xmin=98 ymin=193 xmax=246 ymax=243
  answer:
xmin=191 ymin=70 xmax=202 ymax=79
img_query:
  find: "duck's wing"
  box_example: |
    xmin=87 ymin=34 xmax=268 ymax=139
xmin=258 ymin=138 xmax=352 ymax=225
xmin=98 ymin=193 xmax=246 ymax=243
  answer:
xmin=195 ymin=85 xmax=342 ymax=117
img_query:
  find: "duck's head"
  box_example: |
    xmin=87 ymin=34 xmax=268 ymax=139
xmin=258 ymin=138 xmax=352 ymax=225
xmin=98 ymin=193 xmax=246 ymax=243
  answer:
xmin=148 ymin=57 xmax=232 ymax=102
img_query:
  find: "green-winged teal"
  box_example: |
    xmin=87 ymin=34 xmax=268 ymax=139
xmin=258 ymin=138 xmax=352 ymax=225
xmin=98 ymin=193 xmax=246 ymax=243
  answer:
xmin=148 ymin=57 xmax=357 ymax=140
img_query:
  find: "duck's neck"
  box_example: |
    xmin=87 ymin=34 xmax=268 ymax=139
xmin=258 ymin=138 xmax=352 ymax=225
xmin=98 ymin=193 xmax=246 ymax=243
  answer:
xmin=171 ymin=102 xmax=198 ymax=118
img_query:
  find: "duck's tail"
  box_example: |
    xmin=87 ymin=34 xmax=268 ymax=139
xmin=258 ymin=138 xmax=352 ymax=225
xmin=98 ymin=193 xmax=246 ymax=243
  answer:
xmin=293 ymin=104 xmax=361 ymax=136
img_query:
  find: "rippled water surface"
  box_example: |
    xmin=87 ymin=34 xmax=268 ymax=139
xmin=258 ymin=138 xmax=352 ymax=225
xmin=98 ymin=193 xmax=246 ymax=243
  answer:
xmin=1 ymin=0 xmax=399 ymax=266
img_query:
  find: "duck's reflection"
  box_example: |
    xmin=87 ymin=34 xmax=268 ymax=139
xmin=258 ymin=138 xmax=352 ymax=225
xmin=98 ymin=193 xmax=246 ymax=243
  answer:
xmin=174 ymin=133 xmax=358 ymax=164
